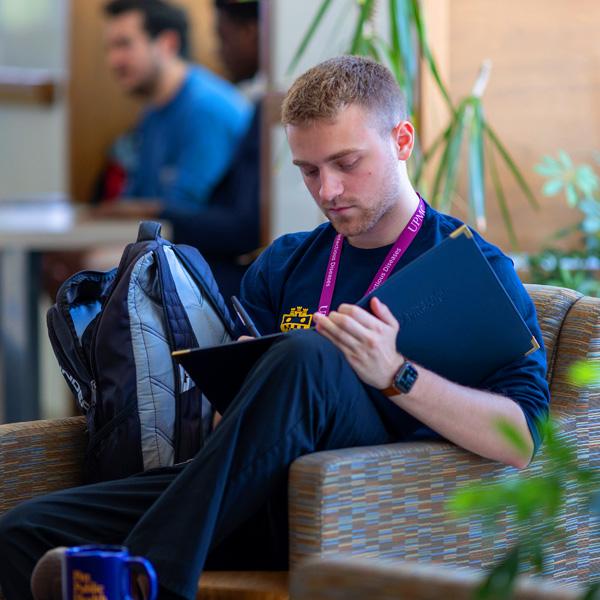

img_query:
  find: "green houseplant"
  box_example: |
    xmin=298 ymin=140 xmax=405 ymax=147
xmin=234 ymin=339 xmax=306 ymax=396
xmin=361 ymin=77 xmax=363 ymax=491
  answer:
xmin=526 ymin=151 xmax=600 ymax=296
xmin=450 ymin=360 xmax=600 ymax=599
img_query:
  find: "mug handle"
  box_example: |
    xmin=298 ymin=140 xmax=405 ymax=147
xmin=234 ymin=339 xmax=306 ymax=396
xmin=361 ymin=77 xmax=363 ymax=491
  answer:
xmin=125 ymin=556 xmax=158 ymax=600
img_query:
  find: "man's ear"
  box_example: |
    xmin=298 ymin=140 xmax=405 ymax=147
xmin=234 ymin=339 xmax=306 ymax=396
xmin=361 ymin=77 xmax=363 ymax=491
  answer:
xmin=157 ymin=29 xmax=181 ymax=58
xmin=392 ymin=120 xmax=415 ymax=161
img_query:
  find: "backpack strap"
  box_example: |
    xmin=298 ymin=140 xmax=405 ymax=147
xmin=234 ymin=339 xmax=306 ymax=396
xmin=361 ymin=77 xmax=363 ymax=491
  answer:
xmin=137 ymin=221 xmax=162 ymax=243
xmin=172 ymin=244 xmax=236 ymax=337
xmin=154 ymin=245 xmax=199 ymax=353
xmin=154 ymin=245 xmax=204 ymax=460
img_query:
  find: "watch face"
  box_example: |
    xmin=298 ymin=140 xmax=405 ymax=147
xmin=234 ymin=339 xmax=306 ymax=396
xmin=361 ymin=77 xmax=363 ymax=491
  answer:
xmin=393 ymin=361 xmax=418 ymax=394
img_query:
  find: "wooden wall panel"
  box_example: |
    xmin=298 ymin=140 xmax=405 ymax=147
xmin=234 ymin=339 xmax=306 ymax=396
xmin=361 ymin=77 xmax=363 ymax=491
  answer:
xmin=68 ymin=0 xmax=223 ymax=203
xmin=446 ymin=0 xmax=600 ymax=252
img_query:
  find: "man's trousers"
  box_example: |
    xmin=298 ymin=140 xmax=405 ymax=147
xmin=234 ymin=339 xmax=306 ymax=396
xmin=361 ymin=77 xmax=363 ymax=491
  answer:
xmin=0 ymin=331 xmax=403 ymax=600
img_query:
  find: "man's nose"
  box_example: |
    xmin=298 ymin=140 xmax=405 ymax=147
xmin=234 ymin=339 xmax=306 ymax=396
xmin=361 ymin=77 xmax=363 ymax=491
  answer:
xmin=319 ymin=171 xmax=343 ymax=203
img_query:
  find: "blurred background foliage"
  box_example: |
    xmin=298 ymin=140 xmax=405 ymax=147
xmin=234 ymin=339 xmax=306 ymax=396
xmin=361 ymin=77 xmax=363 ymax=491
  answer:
xmin=527 ymin=151 xmax=600 ymax=296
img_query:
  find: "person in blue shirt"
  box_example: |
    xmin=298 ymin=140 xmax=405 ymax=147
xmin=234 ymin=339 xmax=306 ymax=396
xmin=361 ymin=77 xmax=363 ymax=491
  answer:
xmin=0 ymin=56 xmax=549 ymax=600
xmin=96 ymin=0 xmax=250 ymax=220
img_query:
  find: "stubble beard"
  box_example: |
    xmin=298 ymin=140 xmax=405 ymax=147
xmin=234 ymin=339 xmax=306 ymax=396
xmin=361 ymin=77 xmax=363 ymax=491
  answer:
xmin=127 ymin=62 xmax=161 ymax=99
xmin=326 ymin=186 xmax=398 ymax=239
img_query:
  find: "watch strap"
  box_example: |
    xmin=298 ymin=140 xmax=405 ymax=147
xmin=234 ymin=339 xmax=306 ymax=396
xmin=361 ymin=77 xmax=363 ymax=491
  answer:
xmin=381 ymin=360 xmax=418 ymax=397
xmin=381 ymin=384 xmax=401 ymax=398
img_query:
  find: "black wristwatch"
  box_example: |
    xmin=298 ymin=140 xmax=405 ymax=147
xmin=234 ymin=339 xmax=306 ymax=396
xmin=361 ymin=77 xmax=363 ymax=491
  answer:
xmin=381 ymin=360 xmax=418 ymax=397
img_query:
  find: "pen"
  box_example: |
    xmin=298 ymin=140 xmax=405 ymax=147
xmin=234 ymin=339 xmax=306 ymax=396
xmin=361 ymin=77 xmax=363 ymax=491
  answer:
xmin=231 ymin=295 xmax=262 ymax=337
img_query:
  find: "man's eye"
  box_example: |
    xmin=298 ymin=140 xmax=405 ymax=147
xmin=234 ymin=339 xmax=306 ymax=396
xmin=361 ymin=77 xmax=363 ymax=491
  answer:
xmin=339 ymin=160 xmax=358 ymax=171
xmin=301 ymin=168 xmax=318 ymax=177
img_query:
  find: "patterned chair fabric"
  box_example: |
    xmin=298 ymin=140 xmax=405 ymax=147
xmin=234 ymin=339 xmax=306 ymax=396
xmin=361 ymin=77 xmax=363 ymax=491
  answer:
xmin=0 ymin=285 xmax=598 ymax=589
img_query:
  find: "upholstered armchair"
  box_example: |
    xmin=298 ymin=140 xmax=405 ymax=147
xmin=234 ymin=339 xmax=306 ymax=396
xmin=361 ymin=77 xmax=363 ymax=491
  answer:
xmin=0 ymin=285 xmax=598 ymax=598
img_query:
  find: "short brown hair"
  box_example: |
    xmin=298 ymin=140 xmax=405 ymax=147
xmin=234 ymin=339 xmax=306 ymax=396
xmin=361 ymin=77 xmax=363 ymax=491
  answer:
xmin=281 ymin=55 xmax=406 ymax=132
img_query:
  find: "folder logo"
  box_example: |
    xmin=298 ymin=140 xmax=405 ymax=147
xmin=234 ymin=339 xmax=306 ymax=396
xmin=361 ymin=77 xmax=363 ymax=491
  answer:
xmin=280 ymin=306 xmax=313 ymax=332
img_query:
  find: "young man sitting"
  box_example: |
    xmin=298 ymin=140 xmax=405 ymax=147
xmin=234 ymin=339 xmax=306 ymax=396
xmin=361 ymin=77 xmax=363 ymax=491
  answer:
xmin=0 ymin=56 xmax=548 ymax=600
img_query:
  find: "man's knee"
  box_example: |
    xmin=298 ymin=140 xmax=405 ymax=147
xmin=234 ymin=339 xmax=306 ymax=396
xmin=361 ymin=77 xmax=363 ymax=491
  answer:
xmin=270 ymin=329 xmax=344 ymax=371
xmin=260 ymin=330 xmax=360 ymax=413
xmin=0 ymin=498 xmax=39 ymax=555
xmin=0 ymin=500 xmax=43 ymax=588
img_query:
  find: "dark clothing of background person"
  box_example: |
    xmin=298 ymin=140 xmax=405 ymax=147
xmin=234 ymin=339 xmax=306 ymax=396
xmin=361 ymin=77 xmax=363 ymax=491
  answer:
xmin=164 ymin=101 xmax=262 ymax=303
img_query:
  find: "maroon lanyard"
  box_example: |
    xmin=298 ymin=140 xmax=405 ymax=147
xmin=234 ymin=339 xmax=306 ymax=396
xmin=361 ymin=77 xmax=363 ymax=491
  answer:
xmin=317 ymin=197 xmax=426 ymax=315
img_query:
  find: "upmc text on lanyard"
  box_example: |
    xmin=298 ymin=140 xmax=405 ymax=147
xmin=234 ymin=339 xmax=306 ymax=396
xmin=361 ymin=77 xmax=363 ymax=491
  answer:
xmin=317 ymin=196 xmax=426 ymax=316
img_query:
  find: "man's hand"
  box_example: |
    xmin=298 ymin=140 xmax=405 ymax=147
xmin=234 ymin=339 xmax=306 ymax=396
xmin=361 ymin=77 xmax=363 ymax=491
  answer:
xmin=313 ymin=297 xmax=403 ymax=389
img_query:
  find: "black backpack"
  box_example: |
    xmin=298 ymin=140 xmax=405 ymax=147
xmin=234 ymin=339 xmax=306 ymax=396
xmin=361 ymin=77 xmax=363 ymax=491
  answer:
xmin=47 ymin=221 xmax=235 ymax=482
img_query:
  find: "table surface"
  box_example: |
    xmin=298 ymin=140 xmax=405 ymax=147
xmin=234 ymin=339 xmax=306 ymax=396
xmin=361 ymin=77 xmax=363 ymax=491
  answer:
xmin=0 ymin=206 xmax=171 ymax=251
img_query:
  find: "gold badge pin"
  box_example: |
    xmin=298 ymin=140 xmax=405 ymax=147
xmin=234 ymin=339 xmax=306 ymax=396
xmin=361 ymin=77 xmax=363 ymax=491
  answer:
xmin=280 ymin=306 xmax=313 ymax=332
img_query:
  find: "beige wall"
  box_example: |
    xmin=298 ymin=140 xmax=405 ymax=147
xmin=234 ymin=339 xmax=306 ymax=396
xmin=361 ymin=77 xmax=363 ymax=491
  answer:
xmin=443 ymin=0 xmax=600 ymax=252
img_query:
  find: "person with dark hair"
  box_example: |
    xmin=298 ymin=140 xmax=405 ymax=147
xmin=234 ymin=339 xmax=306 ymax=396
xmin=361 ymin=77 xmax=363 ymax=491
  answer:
xmin=214 ymin=0 xmax=260 ymax=86
xmin=104 ymin=0 xmax=191 ymax=60
xmin=96 ymin=0 xmax=251 ymax=220
xmin=0 ymin=56 xmax=549 ymax=600
xmin=166 ymin=0 xmax=262 ymax=302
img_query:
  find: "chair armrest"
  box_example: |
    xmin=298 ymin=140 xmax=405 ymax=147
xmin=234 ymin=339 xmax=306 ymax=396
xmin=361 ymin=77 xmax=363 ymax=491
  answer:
xmin=290 ymin=557 xmax=583 ymax=600
xmin=289 ymin=440 xmax=597 ymax=582
xmin=289 ymin=440 xmax=512 ymax=566
xmin=0 ymin=416 xmax=87 ymax=516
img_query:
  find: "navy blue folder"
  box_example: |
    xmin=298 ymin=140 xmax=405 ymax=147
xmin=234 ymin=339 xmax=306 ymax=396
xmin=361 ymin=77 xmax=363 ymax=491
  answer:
xmin=174 ymin=225 xmax=539 ymax=412
xmin=357 ymin=225 xmax=539 ymax=388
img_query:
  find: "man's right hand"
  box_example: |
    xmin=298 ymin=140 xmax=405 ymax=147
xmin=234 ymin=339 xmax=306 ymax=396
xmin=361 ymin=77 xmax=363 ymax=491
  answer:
xmin=237 ymin=336 xmax=255 ymax=342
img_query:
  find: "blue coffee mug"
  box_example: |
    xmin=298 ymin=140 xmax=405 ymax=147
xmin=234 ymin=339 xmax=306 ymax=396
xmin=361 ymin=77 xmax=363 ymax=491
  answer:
xmin=62 ymin=545 xmax=158 ymax=600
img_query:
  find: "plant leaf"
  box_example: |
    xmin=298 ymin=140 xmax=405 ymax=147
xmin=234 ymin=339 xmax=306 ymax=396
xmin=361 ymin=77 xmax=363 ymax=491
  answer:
xmin=547 ymin=222 xmax=580 ymax=241
xmin=287 ymin=0 xmax=334 ymax=75
xmin=484 ymin=122 xmax=539 ymax=209
xmin=534 ymin=157 xmax=561 ymax=177
xmin=495 ymin=419 xmax=532 ymax=459
xmin=430 ymin=118 xmax=459 ymax=208
xmin=581 ymin=582 xmax=600 ymax=600
xmin=468 ymin=98 xmax=486 ymax=230
xmin=388 ymin=0 xmax=415 ymax=112
xmin=542 ymin=179 xmax=564 ymax=197
xmin=476 ymin=546 xmax=520 ymax=600
xmin=363 ymin=35 xmax=382 ymax=61
xmin=565 ymin=183 xmax=578 ymax=207
xmin=441 ymin=102 xmax=468 ymax=212
xmin=350 ymin=0 xmax=377 ymax=54
xmin=568 ymin=360 xmax=600 ymax=387
xmin=394 ymin=0 xmax=417 ymax=83
xmin=414 ymin=124 xmax=451 ymax=185
xmin=488 ymin=137 xmax=519 ymax=250
xmin=409 ymin=0 xmax=453 ymax=111
xmin=559 ymin=149 xmax=573 ymax=168
xmin=373 ymin=37 xmax=408 ymax=93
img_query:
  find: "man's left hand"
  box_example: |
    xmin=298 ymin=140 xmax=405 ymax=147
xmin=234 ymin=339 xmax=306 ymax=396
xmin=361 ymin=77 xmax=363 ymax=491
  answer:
xmin=313 ymin=297 xmax=403 ymax=389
